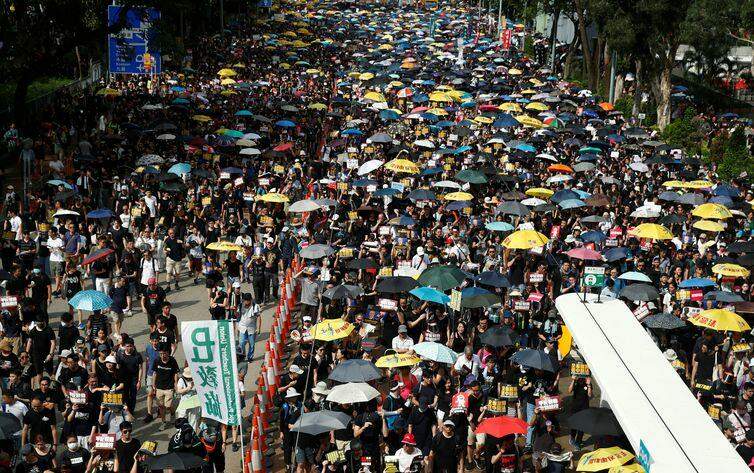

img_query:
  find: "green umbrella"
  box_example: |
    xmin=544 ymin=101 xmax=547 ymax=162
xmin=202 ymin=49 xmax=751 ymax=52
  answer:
xmin=417 ymin=265 xmax=467 ymax=291
xmin=461 ymin=287 xmax=500 ymax=308
xmin=455 ymin=169 xmax=488 ymax=184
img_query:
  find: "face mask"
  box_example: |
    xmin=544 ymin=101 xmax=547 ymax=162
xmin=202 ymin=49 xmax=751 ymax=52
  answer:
xmin=68 ymin=442 xmax=79 ymax=450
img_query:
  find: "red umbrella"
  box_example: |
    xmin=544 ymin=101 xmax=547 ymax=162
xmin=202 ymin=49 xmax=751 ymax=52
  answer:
xmin=274 ymin=142 xmax=293 ymax=152
xmin=475 ymin=416 xmax=528 ymax=438
xmin=81 ymin=248 xmax=114 ymax=266
xmin=566 ymin=247 xmax=603 ymax=261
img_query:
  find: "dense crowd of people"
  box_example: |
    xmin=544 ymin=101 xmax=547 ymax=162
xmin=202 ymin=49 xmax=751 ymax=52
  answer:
xmin=1 ymin=1 xmax=754 ymax=472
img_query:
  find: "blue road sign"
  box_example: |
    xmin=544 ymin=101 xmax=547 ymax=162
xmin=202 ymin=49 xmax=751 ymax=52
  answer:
xmin=258 ymin=0 xmax=273 ymax=7
xmin=108 ymin=6 xmax=161 ymax=75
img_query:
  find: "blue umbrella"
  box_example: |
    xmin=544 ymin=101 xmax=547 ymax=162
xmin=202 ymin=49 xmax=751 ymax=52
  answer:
xmin=413 ymin=342 xmax=458 ymax=364
xmin=407 ymin=189 xmax=437 ymax=201
xmin=389 ymin=215 xmax=416 ymax=226
xmin=170 ymin=86 xmax=186 ymax=92
xmin=341 ymin=128 xmax=363 ymax=136
xmin=275 ymin=120 xmax=296 ymax=128
xmin=581 ymin=230 xmax=606 ymax=243
xmin=420 ymin=167 xmax=444 ymax=176
xmin=515 ymin=143 xmax=536 ymax=153
xmin=558 ymin=199 xmax=586 ymax=209
xmin=171 ymin=98 xmax=190 ymax=105
xmin=373 ymin=187 xmax=401 ymax=197
xmin=221 ymin=167 xmax=243 ymax=175
xmin=86 ymin=209 xmax=115 ymax=219
xmin=168 ymin=163 xmax=192 ymax=175
xmin=446 ymin=201 xmax=471 ymax=211
xmin=618 ymin=271 xmax=652 ymax=283
xmin=68 ymin=290 xmax=113 ymax=311
xmin=352 ymin=179 xmax=377 ymax=188
xmin=409 ymin=287 xmax=450 ymax=305
xmin=235 ymin=110 xmax=253 ymax=116
xmin=380 ymin=109 xmax=400 ymax=121
xmin=493 ymin=113 xmax=520 ymax=128
xmin=679 ymin=277 xmax=717 ymax=289
xmin=708 ymin=196 xmax=733 ymax=205
xmin=604 ymin=247 xmax=629 ymax=262
xmin=413 ymin=94 xmax=429 ymax=103
xmin=47 ymin=180 xmax=73 ymax=189
xmin=485 ymin=221 xmax=514 ymax=232
xmin=551 ymin=189 xmax=580 ymax=203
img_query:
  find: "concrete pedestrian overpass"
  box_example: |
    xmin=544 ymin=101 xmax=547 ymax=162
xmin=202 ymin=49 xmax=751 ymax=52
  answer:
xmin=555 ymin=293 xmax=749 ymax=472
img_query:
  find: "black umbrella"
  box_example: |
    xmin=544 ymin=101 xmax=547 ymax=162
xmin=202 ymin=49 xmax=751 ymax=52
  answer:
xmin=495 ymin=200 xmax=531 ymax=217
xmin=511 ymin=349 xmax=557 ymax=372
xmin=619 ymin=283 xmax=659 ymax=302
xmin=642 ymin=312 xmax=686 ymax=330
xmin=567 ymin=408 xmax=623 ymax=436
xmin=737 ymin=253 xmax=754 ymax=267
xmin=53 ymin=190 xmax=76 ymax=202
xmin=0 ymin=413 xmax=20 ymax=439
xmin=376 ymin=276 xmax=418 ymax=293
xmin=145 ymin=452 xmax=205 ymax=471
xmin=729 ymin=241 xmax=754 ymax=254
xmin=290 ymin=410 xmax=352 ymax=435
xmin=347 ymin=258 xmax=379 ymax=270
xmin=705 ymin=290 xmax=744 ymax=303
xmin=323 ymin=284 xmax=364 ymax=300
xmin=329 ymin=359 xmax=382 ymax=383
xmin=476 ymin=271 xmax=511 ymax=288
xmin=479 ymin=326 xmax=519 ymax=348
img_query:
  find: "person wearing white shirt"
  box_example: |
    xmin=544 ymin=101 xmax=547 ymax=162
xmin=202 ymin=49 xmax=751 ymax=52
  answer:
xmin=143 ymin=191 xmax=157 ymax=218
xmin=453 ymin=346 xmax=481 ymax=379
xmin=47 ymin=229 xmax=65 ymax=294
xmin=1 ymin=390 xmax=28 ymax=425
xmin=411 ymin=247 xmax=429 ymax=273
xmin=237 ymin=294 xmax=261 ymax=362
xmin=391 ymin=325 xmax=414 ymax=353
xmin=393 ymin=434 xmax=423 ymax=472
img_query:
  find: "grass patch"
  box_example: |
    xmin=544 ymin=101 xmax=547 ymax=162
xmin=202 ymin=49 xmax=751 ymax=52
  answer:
xmin=0 ymin=77 xmax=73 ymax=110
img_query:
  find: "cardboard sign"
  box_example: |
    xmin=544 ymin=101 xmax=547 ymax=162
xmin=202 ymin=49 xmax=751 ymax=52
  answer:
xmin=337 ymin=182 xmax=349 ymax=191
xmin=676 ymin=289 xmax=703 ymax=302
xmin=219 ymin=172 xmax=231 ymax=180
xmin=450 ymin=391 xmax=470 ymax=414
xmin=69 ymin=391 xmax=87 ymax=405
xmin=378 ymin=267 xmax=393 ymax=277
xmin=348 ymin=211 xmax=358 ymax=221
xmin=0 ymin=296 xmax=17 ymax=308
xmin=609 ymin=227 xmax=623 ymax=238
xmin=243 ymin=193 xmax=254 ymax=201
xmin=605 ymin=238 xmax=618 ymax=247
xmin=103 ymin=392 xmax=123 ymax=406
xmin=234 ymin=177 xmax=244 ymax=187
xmin=529 ymin=273 xmax=544 ymax=283
xmin=535 ymin=395 xmax=561 ymax=412
xmin=346 ymin=159 xmax=359 ymax=170
xmin=733 ymin=343 xmax=751 ymax=353
xmin=498 ymin=385 xmax=518 ymax=399
xmin=273 ymin=165 xmax=285 ymax=174
xmin=259 ymin=216 xmax=273 ymax=226
xmin=93 ymin=433 xmax=117 ymax=450
xmin=258 ymin=178 xmax=270 ymax=186
xmin=378 ymin=226 xmax=391 ymax=236
xmin=364 ymin=307 xmax=385 ymax=322
xmin=682 ymin=306 xmax=702 ymax=319
xmin=633 ymin=303 xmax=650 ymax=321
xmin=486 ymin=398 xmax=507 ymax=414
xmin=514 ymin=300 xmax=530 ymax=311
xmin=570 ymin=362 xmax=590 ymax=378
xmin=378 ymin=298 xmax=397 ymax=311
xmin=338 ymin=248 xmax=354 ymax=258
xmin=449 ymin=289 xmax=462 ymax=311
xmin=201 ymin=197 xmax=212 ymax=206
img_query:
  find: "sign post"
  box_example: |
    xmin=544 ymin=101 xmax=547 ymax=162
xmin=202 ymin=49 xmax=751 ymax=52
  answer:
xmin=108 ymin=6 xmax=162 ymax=75
xmin=581 ymin=266 xmax=606 ymax=301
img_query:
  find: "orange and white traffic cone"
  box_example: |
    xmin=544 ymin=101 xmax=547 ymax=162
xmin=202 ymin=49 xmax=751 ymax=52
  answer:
xmin=251 ymin=436 xmax=265 ymax=473
xmin=243 ymin=442 xmax=252 ymax=473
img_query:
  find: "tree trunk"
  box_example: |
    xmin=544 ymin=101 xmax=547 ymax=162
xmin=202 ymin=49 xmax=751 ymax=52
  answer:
xmin=564 ymin=34 xmax=579 ymax=77
xmin=574 ymin=0 xmax=600 ymax=91
xmin=75 ymin=46 xmax=83 ymax=80
xmin=651 ymin=64 xmax=672 ymax=130
xmin=632 ymin=59 xmax=642 ymax=117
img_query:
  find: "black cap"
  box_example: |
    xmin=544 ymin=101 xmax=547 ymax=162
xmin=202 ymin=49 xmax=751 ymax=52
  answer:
xmin=120 ymin=421 xmax=133 ymax=431
xmin=242 ymin=293 xmax=252 ymax=301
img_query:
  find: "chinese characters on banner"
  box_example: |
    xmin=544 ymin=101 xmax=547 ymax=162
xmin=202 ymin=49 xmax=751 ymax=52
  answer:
xmin=181 ymin=321 xmax=242 ymax=425
xmin=500 ymin=29 xmax=512 ymax=50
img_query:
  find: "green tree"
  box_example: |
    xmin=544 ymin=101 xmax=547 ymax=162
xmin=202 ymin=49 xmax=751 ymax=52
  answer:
xmin=717 ymin=128 xmax=753 ymax=181
xmin=661 ymin=108 xmax=704 ymax=156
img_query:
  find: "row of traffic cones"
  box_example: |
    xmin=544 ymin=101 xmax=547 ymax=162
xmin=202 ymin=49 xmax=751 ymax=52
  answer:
xmin=245 ymin=257 xmax=302 ymax=472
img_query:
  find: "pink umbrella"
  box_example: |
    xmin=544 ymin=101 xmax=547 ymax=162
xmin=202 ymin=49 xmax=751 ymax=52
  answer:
xmin=566 ymin=247 xmax=603 ymax=261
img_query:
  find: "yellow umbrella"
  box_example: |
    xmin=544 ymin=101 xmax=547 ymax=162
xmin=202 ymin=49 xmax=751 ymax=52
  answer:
xmin=684 ymin=180 xmax=714 ymax=189
xmin=499 ymin=102 xmax=522 ymax=113
xmin=375 ymin=353 xmax=421 ymax=368
xmin=474 ymin=116 xmax=493 ymax=124
xmin=220 ymin=89 xmax=237 ymax=96
xmin=520 ymin=89 xmax=537 ymax=95
xmin=96 ymin=88 xmax=121 ymax=97
xmin=608 ymin=465 xmax=645 ymax=473
xmin=661 ymin=180 xmax=685 ymax=188
xmin=206 ymin=241 xmax=243 ymax=252
xmin=692 ymin=203 xmax=733 ymax=220
xmin=311 ymin=319 xmax=354 ymax=341
xmin=628 ymin=223 xmax=673 ymax=240
xmin=515 ymin=116 xmax=544 ymax=128
xmin=429 ymin=92 xmax=453 ymax=102
xmin=305 ymin=68 xmax=321 ymax=75
xmin=689 ymin=308 xmax=751 ymax=332
xmin=508 ymin=68 xmax=523 ymax=75
xmin=358 ymin=72 xmax=375 ymax=81
xmin=348 ymin=72 xmax=362 ymax=79
xmin=384 ymin=159 xmax=420 ymax=174
xmin=217 ymin=68 xmax=237 ymax=77
xmin=363 ymin=91 xmax=387 ymax=102
xmin=436 ymin=85 xmax=454 ymax=91
xmin=502 ymin=230 xmax=549 ymax=249
xmin=577 ymin=447 xmax=634 ymax=472
xmin=257 ymin=193 xmax=290 ymax=203
xmin=308 ymin=102 xmax=327 ymax=110
xmin=692 ymin=220 xmax=724 ymax=232
xmin=220 ymin=78 xmax=237 ymax=85
xmin=426 ymin=108 xmax=448 ymax=116
xmin=526 ymin=188 xmax=554 ymax=199
xmin=711 ymin=263 xmax=750 ymax=277
xmin=444 ymin=192 xmax=474 ymax=201
xmin=233 ymin=62 xmax=246 ymax=68
xmin=191 ymin=115 xmax=212 ymax=123
xmin=378 ymin=44 xmax=394 ymax=51
xmin=525 ymin=102 xmax=549 ymax=111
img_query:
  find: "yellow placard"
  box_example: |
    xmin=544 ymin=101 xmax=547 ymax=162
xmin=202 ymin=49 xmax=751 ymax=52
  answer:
xmin=449 ymin=289 xmax=462 ymax=311
xmin=348 ymin=211 xmax=358 ymax=221
xmin=338 ymin=248 xmax=354 ymax=258
xmin=337 ymin=182 xmax=349 ymax=191
xmin=259 ymin=216 xmax=273 ymax=226
xmin=379 ymin=267 xmax=393 ymax=277
xmin=201 ymin=197 xmax=212 ymax=206
xmin=273 ymin=165 xmax=285 ymax=174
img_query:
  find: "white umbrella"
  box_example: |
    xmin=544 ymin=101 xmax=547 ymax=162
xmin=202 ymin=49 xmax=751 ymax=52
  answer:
xmin=53 ymin=209 xmax=80 ymax=217
xmin=239 ymin=148 xmax=261 ymax=156
xmin=546 ymin=174 xmax=573 ymax=184
xmin=357 ymin=159 xmax=384 ymax=176
xmin=300 ymin=244 xmax=335 ymax=259
xmin=236 ymin=139 xmax=257 ymax=147
xmin=288 ymin=199 xmax=323 ymax=213
xmin=629 ymin=162 xmax=650 ymax=173
xmin=630 ymin=206 xmax=661 ymax=218
xmin=414 ymin=139 xmax=435 ymax=149
xmin=432 ymin=180 xmax=462 ymax=190
xmin=618 ymin=271 xmax=653 ymax=283
xmin=156 ymin=134 xmax=175 ymax=140
xmin=137 ymin=154 xmax=164 ymax=166
xmin=413 ymin=342 xmax=458 ymax=364
xmin=243 ymin=133 xmax=262 ymax=140
xmin=326 ymin=382 xmax=380 ymax=404
xmin=521 ymin=197 xmax=546 ymax=207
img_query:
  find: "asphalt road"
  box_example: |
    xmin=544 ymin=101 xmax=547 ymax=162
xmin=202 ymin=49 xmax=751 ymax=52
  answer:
xmin=46 ymin=272 xmax=279 ymax=471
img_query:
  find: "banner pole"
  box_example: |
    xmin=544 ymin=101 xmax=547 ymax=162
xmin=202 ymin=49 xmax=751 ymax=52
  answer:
xmin=237 ymin=320 xmax=246 ymax=473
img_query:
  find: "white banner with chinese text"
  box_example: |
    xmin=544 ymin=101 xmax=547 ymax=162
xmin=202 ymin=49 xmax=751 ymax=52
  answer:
xmin=181 ymin=320 xmax=241 ymax=425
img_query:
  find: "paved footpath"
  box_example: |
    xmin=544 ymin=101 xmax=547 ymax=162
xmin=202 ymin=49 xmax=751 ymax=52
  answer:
xmin=46 ymin=274 xmax=279 ymax=471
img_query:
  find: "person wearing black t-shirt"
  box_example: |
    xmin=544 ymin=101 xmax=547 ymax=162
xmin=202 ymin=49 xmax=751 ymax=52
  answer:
xmin=59 ymin=354 xmax=89 ymax=394
xmin=353 ymin=402 xmax=382 ymax=473
xmin=27 ymin=267 xmax=51 ymax=318
xmin=737 ymin=429 xmax=754 ymax=464
xmin=140 ymin=278 xmax=166 ymax=332
xmin=224 ymin=252 xmax=242 ymax=287
xmin=26 ymin=319 xmax=55 ymax=380
xmin=429 ymin=420 xmax=459 ymax=473
xmin=22 ymin=397 xmax=56 ymax=446
xmin=58 ymin=312 xmax=80 ymax=354
xmin=60 ymin=434 xmax=91 ymax=473
xmin=117 ymin=337 xmax=144 ymax=414
xmin=150 ymin=319 xmax=176 ymax=355
xmin=164 ymin=229 xmax=186 ymax=291
xmin=150 ymin=346 xmax=179 ymax=430
xmin=16 ymin=231 xmax=36 ymax=271
xmin=0 ymin=339 xmax=18 ymax=387
xmin=115 ymin=421 xmax=141 ymax=473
